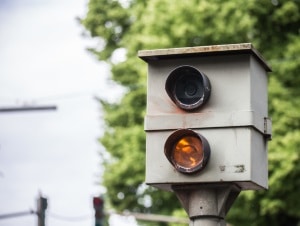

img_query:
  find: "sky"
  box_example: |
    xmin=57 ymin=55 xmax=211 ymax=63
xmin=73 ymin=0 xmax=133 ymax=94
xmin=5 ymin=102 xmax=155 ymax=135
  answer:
xmin=0 ymin=0 xmax=136 ymax=225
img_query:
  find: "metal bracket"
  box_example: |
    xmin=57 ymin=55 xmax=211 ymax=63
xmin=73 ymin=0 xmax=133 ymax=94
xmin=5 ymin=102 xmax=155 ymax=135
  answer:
xmin=173 ymin=183 xmax=241 ymax=226
xmin=264 ymin=117 xmax=272 ymax=140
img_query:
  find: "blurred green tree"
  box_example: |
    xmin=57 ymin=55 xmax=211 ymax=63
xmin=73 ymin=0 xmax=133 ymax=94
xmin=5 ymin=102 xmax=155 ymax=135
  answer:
xmin=82 ymin=0 xmax=300 ymax=225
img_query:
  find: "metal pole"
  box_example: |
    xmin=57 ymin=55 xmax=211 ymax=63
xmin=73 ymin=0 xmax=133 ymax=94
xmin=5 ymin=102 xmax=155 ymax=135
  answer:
xmin=37 ymin=195 xmax=47 ymax=226
xmin=0 ymin=105 xmax=57 ymax=113
xmin=173 ymin=183 xmax=240 ymax=226
xmin=0 ymin=210 xmax=35 ymax=220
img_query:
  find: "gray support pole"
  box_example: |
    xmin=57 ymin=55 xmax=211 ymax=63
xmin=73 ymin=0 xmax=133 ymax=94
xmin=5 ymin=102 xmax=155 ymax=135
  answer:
xmin=173 ymin=183 xmax=241 ymax=226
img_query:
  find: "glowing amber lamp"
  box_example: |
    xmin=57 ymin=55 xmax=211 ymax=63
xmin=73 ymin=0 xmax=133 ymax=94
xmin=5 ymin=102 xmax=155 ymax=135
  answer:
xmin=173 ymin=136 xmax=204 ymax=169
xmin=165 ymin=129 xmax=210 ymax=174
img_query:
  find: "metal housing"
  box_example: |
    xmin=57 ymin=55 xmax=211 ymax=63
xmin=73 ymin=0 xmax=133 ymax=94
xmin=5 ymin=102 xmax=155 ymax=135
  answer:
xmin=139 ymin=43 xmax=272 ymax=191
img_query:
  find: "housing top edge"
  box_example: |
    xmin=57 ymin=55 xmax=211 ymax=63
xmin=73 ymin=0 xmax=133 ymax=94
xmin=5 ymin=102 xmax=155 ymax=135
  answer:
xmin=138 ymin=43 xmax=272 ymax=72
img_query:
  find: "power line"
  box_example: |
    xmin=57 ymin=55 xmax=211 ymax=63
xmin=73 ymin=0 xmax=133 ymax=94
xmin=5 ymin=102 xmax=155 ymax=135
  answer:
xmin=108 ymin=210 xmax=189 ymax=224
xmin=0 ymin=90 xmax=101 ymax=102
xmin=47 ymin=211 xmax=92 ymax=222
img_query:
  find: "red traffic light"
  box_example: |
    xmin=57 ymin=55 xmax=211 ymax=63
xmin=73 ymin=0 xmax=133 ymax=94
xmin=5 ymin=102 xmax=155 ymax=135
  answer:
xmin=93 ymin=197 xmax=103 ymax=208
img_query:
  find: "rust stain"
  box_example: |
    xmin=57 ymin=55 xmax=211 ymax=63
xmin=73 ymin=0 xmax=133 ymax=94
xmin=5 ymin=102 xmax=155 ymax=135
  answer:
xmin=219 ymin=164 xmax=245 ymax=173
xmin=234 ymin=165 xmax=245 ymax=173
xmin=219 ymin=165 xmax=226 ymax=172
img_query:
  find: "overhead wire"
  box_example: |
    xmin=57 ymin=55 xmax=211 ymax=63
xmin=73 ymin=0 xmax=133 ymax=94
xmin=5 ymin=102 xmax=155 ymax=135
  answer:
xmin=47 ymin=211 xmax=92 ymax=222
xmin=0 ymin=91 xmax=99 ymax=103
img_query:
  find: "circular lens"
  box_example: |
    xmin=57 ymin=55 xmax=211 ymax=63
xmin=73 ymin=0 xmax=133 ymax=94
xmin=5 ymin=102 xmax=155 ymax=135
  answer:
xmin=164 ymin=129 xmax=211 ymax=174
xmin=165 ymin=65 xmax=211 ymax=111
xmin=175 ymin=74 xmax=204 ymax=105
xmin=172 ymin=135 xmax=204 ymax=170
xmin=185 ymin=83 xmax=197 ymax=96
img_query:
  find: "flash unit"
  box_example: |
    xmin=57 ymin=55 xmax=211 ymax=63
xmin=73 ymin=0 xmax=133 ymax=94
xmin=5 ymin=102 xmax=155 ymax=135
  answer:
xmin=164 ymin=129 xmax=210 ymax=174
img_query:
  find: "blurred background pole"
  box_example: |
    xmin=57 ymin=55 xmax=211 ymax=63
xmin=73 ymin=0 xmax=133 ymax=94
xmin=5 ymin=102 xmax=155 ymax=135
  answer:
xmin=0 ymin=105 xmax=57 ymax=113
xmin=0 ymin=210 xmax=34 ymax=220
xmin=37 ymin=194 xmax=47 ymax=226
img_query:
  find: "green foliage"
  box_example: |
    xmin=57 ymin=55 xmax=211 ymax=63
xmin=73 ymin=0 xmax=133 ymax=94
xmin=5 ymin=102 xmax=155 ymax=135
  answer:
xmin=82 ymin=0 xmax=300 ymax=225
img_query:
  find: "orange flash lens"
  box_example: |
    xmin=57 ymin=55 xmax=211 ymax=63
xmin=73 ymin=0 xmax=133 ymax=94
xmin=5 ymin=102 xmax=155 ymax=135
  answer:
xmin=172 ymin=136 xmax=204 ymax=169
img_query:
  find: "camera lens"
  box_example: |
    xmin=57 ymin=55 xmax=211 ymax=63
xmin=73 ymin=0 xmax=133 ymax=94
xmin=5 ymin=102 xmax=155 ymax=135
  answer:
xmin=165 ymin=65 xmax=211 ymax=111
xmin=175 ymin=73 xmax=204 ymax=105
